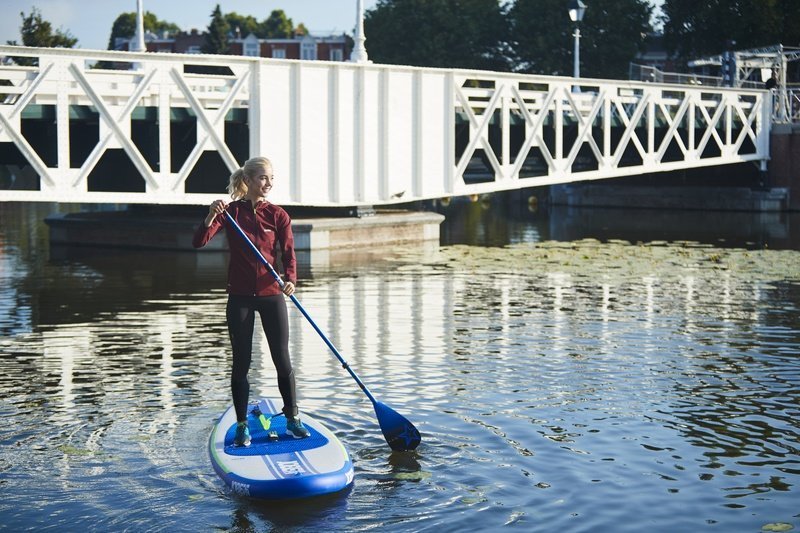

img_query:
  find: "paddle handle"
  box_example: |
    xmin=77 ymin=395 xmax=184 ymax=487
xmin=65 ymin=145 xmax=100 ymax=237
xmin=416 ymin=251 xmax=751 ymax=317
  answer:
xmin=222 ymin=211 xmax=378 ymax=405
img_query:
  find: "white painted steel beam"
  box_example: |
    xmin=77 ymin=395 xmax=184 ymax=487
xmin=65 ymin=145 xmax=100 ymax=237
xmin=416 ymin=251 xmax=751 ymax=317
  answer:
xmin=0 ymin=45 xmax=772 ymax=206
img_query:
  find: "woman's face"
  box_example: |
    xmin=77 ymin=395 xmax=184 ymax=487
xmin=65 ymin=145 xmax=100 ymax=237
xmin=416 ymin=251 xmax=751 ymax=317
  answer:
xmin=246 ymin=166 xmax=274 ymax=198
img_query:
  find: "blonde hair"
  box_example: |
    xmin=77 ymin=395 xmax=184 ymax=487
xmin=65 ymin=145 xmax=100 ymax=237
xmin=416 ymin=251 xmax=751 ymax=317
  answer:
xmin=228 ymin=156 xmax=273 ymax=200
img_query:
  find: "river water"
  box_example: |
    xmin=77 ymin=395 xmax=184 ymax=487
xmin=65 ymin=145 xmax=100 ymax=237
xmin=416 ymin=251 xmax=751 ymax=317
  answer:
xmin=1 ymin=200 xmax=799 ymax=532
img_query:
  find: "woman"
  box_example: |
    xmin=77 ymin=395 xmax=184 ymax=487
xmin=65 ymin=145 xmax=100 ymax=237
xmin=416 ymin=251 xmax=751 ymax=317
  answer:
xmin=193 ymin=156 xmax=310 ymax=446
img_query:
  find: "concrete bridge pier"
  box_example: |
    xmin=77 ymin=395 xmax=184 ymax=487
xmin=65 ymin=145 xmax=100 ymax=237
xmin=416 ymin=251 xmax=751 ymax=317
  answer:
xmin=44 ymin=207 xmax=445 ymax=253
xmin=769 ymin=124 xmax=800 ymax=210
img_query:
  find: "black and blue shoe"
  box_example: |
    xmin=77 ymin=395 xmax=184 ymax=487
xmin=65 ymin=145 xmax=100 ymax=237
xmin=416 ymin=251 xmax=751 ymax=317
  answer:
xmin=234 ymin=421 xmax=251 ymax=447
xmin=286 ymin=417 xmax=310 ymax=439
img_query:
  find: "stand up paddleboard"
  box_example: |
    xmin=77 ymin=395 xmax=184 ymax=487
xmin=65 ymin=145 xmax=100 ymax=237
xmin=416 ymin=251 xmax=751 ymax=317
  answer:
xmin=209 ymin=398 xmax=354 ymax=499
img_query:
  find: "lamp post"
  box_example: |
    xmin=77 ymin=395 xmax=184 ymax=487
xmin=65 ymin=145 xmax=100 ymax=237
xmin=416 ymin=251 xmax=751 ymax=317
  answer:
xmin=132 ymin=0 xmax=146 ymax=53
xmin=350 ymin=0 xmax=370 ymax=63
xmin=568 ymin=0 xmax=587 ymax=79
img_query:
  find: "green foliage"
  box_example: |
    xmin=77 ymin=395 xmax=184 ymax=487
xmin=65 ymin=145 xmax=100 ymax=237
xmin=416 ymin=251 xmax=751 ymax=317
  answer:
xmin=5 ymin=7 xmax=76 ymax=66
xmin=577 ymin=0 xmax=651 ymax=79
xmin=509 ymin=0 xmax=652 ymax=79
xmin=294 ymin=23 xmax=309 ymax=37
xmin=364 ymin=0 xmax=510 ymax=71
xmin=364 ymin=0 xmax=649 ymax=77
xmin=219 ymin=9 xmax=297 ymax=39
xmin=263 ymin=9 xmax=294 ymax=38
xmin=507 ymin=0 xmax=570 ymax=76
xmin=203 ymin=4 xmax=230 ymax=54
xmin=9 ymin=7 xmax=77 ymax=48
xmin=106 ymin=11 xmax=180 ymax=50
xmin=103 ymin=6 xmax=302 ymax=57
xmin=662 ymin=0 xmax=800 ymax=62
xmin=225 ymin=13 xmax=261 ymax=39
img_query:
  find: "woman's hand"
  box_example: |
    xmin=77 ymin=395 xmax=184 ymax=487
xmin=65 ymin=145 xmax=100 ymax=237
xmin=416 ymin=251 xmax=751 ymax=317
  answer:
xmin=283 ymin=281 xmax=295 ymax=297
xmin=205 ymin=200 xmax=227 ymax=227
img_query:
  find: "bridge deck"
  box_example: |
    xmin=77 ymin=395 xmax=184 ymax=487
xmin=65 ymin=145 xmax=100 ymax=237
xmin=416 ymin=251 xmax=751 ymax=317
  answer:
xmin=0 ymin=45 xmax=770 ymax=206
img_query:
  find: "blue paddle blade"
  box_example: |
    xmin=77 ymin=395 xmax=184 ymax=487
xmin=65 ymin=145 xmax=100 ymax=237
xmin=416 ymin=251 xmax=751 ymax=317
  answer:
xmin=374 ymin=401 xmax=421 ymax=451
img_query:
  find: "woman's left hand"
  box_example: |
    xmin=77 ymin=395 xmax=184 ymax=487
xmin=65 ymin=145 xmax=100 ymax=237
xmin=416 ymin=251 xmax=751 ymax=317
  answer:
xmin=283 ymin=281 xmax=295 ymax=296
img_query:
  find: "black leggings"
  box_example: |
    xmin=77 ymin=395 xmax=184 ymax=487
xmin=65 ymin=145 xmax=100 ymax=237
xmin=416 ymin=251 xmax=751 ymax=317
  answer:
xmin=226 ymin=294 xmax=297 ymax=422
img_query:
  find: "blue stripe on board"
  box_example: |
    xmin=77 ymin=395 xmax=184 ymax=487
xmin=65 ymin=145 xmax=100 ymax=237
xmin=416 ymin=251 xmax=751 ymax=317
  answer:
xmin=295 ymin=451 xmax=321 ymax=475
xmin=260 ymin=453 xmax=285 ymax=480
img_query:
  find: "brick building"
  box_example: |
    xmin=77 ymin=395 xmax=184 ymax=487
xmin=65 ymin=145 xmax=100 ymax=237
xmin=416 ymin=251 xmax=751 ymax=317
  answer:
xmin=116 ymin=30 xmax=350 ymax=62
xmin=228 ymin=33 xmax=348 ymax=62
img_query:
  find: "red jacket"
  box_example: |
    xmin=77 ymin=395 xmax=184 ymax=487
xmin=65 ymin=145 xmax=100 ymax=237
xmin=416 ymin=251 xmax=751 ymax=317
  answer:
xmin=192 ymin=199 xmax=297 ymax=297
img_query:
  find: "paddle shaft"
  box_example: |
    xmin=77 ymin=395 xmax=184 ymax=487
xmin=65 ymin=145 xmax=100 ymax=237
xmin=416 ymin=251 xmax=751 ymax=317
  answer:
xmin=222 ymin=211 xmax=378 ymax=405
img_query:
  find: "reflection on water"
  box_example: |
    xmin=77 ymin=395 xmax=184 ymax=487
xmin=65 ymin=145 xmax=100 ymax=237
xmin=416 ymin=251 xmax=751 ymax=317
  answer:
xmin=1 ymin=201 xmax=799 ymax=532
xmin=441 ymin=194 xmax=800 ymax=250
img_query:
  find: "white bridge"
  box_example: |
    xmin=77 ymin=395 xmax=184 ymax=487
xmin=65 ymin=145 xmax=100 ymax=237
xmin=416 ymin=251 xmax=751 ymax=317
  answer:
xmin=0 ymin=45 xmax=771 ymax=206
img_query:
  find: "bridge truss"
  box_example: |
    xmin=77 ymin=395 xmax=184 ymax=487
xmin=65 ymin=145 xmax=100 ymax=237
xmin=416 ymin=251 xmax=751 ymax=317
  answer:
xmin=0 ymin=45 xmax=770 ymax=206
xmin=688 ymin=44 xmax=800 ymax=123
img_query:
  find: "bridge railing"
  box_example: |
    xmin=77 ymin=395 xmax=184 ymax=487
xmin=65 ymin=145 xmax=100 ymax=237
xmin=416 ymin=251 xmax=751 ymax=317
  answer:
xmin=0 ymin=46 xmax=772 ymax=206
xmin=630 ymin=63 xmax=800 ymax=125
xmin=629 ymin=63 xmax=765 ymax=90
xmin=775 ymin=86 xmax=800 ymax=123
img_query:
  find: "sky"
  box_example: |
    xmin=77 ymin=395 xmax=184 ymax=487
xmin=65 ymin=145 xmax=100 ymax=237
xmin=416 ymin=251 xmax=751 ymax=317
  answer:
xmin=1 ymin=1 xmax=380 ymax=51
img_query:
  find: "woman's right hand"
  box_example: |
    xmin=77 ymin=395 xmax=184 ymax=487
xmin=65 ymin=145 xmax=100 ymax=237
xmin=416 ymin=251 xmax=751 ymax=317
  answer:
xmin=205 ymin=200 xmax=227 ymax=226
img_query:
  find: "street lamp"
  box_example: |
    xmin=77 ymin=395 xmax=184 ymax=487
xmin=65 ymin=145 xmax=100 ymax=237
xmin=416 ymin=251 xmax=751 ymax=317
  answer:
xmin=568 ymin=0 xmax=587 ymax=79
xmin=350 ymin=0 xmax=370 ymax=63
xmin=132 ymin=0 xmax=146 ymax=53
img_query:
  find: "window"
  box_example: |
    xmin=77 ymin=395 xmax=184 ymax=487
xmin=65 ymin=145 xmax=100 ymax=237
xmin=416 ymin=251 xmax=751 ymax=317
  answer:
xmin=244 ymin=42 xmax=259 ymax=57
xmin=186 ymin=45 xmax=201 ymax=54
xmin=301 ymin=41 xmax=317 ymax=60
xmin=329 ymin=48 xmax=343 ymax=61
xmin=272 ymin=48 xmax=286 ymax=59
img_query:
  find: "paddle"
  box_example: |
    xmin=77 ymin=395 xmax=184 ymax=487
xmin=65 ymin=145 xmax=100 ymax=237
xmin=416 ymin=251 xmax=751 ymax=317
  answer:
xmin=222 ymin=210 xmax=421 ymax=452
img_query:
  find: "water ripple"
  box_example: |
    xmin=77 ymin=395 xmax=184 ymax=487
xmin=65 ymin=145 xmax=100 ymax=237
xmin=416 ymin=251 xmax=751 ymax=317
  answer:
xmin=1 ymin=212 xmax=800 ymax=531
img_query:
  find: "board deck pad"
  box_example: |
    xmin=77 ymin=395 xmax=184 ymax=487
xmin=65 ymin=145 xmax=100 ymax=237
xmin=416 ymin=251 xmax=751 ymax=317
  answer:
xmin=209 ymin=398 xmax=354 ymax=499
xmin=224 ymin=401 xmax=329 ymax=456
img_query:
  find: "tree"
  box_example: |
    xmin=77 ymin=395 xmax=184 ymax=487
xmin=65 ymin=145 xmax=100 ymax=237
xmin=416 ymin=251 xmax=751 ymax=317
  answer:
xmin=8 ymin=7 xmax=77 ymax=48
xmin=364 ymin=0 xmax=510 ymax=71
xmin=203 ymin=4 xmax=229 ymax=54
xmin=263 ymin=9 xmax=294 ymax=38
xmin=509 ymin=0 xmax=652 ymax=79
xmin=507 ymin=0 xmax=570 ymax=76
xmin=106 ymin=12 xmax=180 ymax=50
xmin=662 ymin=0 xmax=800 ymax=63
xmin=294 ymin=23 xmax=309 ymax=37
xmin=225 ymin=12 xmax=261 ymax=39
xmin=220 ymin=10 xmax=303 ymax=40
xmin=5 ymin=8 xmax=76 ymax=66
